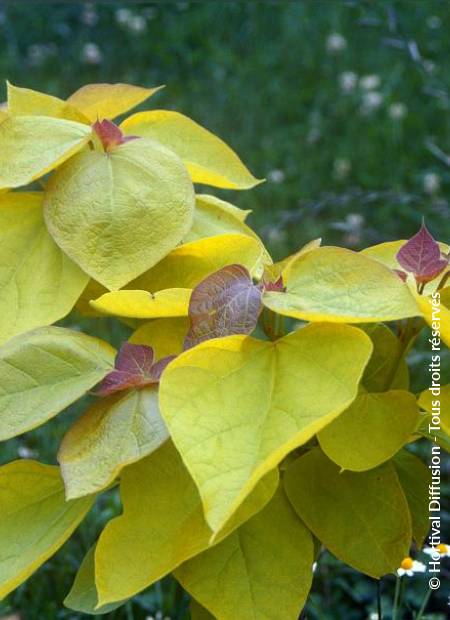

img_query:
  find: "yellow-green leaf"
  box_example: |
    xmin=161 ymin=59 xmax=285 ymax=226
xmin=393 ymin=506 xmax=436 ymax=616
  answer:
xmin=284 ymin=448 xmax=412 ymax=578
xmin=0 ymin=192 xmax=89 ymax=344
xmin=159 ymin=324 xmax=372 ymax=533
xmin=362 ymin=324 xmax=409 ymax=391
xmin=64 ymin=546 xmax=125 ymax=615
xmin=7 ymin=81 xmax=89 ymax=123
xmin=190 ymin=600 xmax=215 ymax=620
xmin=0 ymin=460 xmax=94 ymax=599
xmin=0 ymin=326 xmax=114 ymax=441
xmin=419 ymin=384 xmax=450 ymax=435
xmin=0 ymin=115 xmax=91 ymax=189
xmin=95 ymin=441 xmax=278 ymax=606
xmin=185 ymin=194 xmax=256 ymax=242
xmin=44 ymin=138 xmax=195 ymax=290
xmin=262 ymin=247 xmax=419 ymax=323
xmin=318 ymin=390 xmax=420 ymax=471
xmin=91 ymin=288 xmax=192 ymax=319
xmin=175 ymin=488 xmax=314 ymax=620
xmin=121 ymin=110 xmax=262 ymax=189
xmin=394 ymin=451 xmax=431 ymax=547
xmin=129 ymin=317 xmax=188 ymax=358
xmin=67 ymin=82 xmax=163 ymax=122
xmin=59 ymin=386 xmax=168 ymax=499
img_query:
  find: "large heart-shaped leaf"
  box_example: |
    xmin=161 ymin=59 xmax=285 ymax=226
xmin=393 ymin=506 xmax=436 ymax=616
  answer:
xmin=95 ymin=441 xmax=278 ymax=606
xmin=0 ymin=192 xmax=89 ymax=344
xmin=7 ymin=81 xmax=88 ymax=122
xmin=0 ymin=460 xmax=94 ymax=599
xmin=121 ymin=110 xmax=262 ymax=189
xmin=159 ymin=323 xmax=372 ymax=533
xmin=0 ymin=115 xmax=91 ymax=189
xmin=262 ymin=247 xmax=419 ymax=322
xmin=284 ymin=448 xmax=411 ymax=578
xmin=175 ymin=487 xmax=314 ymax=620
xmin=59 ymin=386 xmax=168 ymax=499
xmin=44 ymin=138 xmax=195 ymax=290
xmin=394 ymin=451 xmax=430 ymax=547
xmin=0 ymin=326 xmax=114 ymax=441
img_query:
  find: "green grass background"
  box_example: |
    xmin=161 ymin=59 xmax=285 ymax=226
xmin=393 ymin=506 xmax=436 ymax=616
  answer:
xmin=0 ymin=1 xmax=449 ymax=618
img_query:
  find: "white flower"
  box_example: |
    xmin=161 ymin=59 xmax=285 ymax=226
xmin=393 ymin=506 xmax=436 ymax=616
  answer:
xmin=427 ymin=15 xmax=442 ymax=29
xmin=360 ymin=91 xmax=383 ymax=115
xmin=18 ymin=446 xmax=37 ymax=459
xmin=388 ymin=102 xmax=408 ymax=120
xmin=423 ymin=543 xmax=450 ymax=558
xmin=423 ymin=172 xmax=441 ymax=194
xmin=81 ymin=42 xmax=102 ymax=65
xmin=339 ymin=71 xmax=358 ymax=93
xmin=397 ymin=557 xmax=426 ymax=577
xmin=423 ymin=59 xmax=436 ymax=74
xmin=312 ymin=562 xmax=317 ymax=573
xmin=326 ymin=33 xmax=347 ymax=54
xmin=333 ymin=158 xmax=351 ymax=180
xmin=115 ymin=8 xmax=132 ymax=25
xmin=360 ymin=74 xmax=381 ymax=91
xmin=128 ymin=15 xmax=147 ymax=33
xmin=267 ymin=169 xmax=285 ymax=184
xmin=81 ymin=4 xmax=98 ymax=27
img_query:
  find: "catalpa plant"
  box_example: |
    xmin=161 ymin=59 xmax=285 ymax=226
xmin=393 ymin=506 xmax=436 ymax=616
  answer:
xmin=0 ymin=81 xmax=449 ymax=619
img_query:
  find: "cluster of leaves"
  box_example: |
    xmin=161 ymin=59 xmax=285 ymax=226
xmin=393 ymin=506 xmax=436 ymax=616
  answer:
xmin=0 ymin=81 xmax=449 ymax=619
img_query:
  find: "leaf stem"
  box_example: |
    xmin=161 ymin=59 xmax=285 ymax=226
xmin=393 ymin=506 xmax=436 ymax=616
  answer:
xmin=415 ymin=587 xmax=432 ymax=619
xmin=377 ymin=579 xmax=383 ymax=620
xmin=392 ymin=576 xmax=401 ymax=620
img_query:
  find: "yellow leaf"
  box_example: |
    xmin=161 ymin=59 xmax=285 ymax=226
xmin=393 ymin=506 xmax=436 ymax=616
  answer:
xmin=175 ymin=488 xmax=314 ymax=620
xmin=419 ymin=384 xmax=450 ymax=435
xmin=0 ymin=115 xmax=91 ymax=190
xmin=190 ymin=600 xmax=215 ymax=620
xmin=0 ymin=192 xmax=89 ymax=344
xmin=44 ymin=138 xmax=195 ymax=290
xmin=0 ymin=460 xmax=94 ymax=599
xmin=318 ymin=390 xmax=420 ymax=471
xmin=95 ymin=441 xmax=278 ymax=605
xmin=59 ymin=387 xmax=168 ymax=499
xmin=91 ymin=288 xmax=191 ymax=319
xmin=129 ymin=233 xmax=269 ymax=291
xmin=67 ymin=82 xmax=163 ymax=122
xmin=64 ymin=546 xmax=125 ymax=615
xmin=159 ymin=323 xmax=372 ymax=533
xmin=121 ymin=110 xmax=262 ymax=189
xmin=7 ymin=82 xmax=89 ymax=123
xmin=264 ymin=238 xmax=322 ymax=282
xmin=185 ymin=195 xmax=255 ymax=240
xmin=362 ymin=324 xmax=409 ymax=391
xmin=0 ymin=326 xmax=114 ymax=441
xmin=284 ymin=449 xmax=412 ymax=578
xmin=263 ymin=247 xmax=419 ymax=323
xmin=129 ymin=317 xmax=188 ymax=358
xmin=414 ymin=291 xmax=450 ymax=348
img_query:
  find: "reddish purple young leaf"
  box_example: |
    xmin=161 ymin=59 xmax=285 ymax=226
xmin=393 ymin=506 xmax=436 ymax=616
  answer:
xmin=262 ymin=275 xmax=285 ymax=292
xmin=393 ymin=269 xmax=408 ymax=282
xmin=396 ymin=223 xmax=448 ymax=283
xmin=93 ymin=119 xmax=138 ymax=152
xmin=96 ymin=343 xmax=173 ymax=396
xmin=184 ymin=264 xmax=263 ymax=349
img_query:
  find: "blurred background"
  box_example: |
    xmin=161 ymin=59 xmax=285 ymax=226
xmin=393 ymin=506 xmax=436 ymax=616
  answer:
xmin=0 ymin=1 xmax=449 ymax=618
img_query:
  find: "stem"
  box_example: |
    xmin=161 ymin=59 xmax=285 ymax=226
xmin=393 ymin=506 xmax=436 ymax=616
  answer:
xmin=415 ymin=588 xmax=432 ymax=619
xmin=437 ymin=270 xmax=450 ymax=290
xmin=377 ymin=579 xmax=383 ymax=620
xmin=392 ymin=576 xmax=401 ymax=620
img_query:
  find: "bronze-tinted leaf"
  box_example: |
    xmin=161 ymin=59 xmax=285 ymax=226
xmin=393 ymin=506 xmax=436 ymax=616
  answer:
xmin=396 ymin=223 xmax=448 ymax=283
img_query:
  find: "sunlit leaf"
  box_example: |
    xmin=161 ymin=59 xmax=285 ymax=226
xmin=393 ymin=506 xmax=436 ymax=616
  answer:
xmin=67 ymin=82 xmax=163 ymax=122
xmin=7 ymin=81 xmax=89 ymax=123
xmin=284 ymin=448 xmax=412 ymax=578
xmin=91 ymin=288 xmax=192 ymax=319
xmin=0 ymin=460 xmax=94 ymax=599
xmin=262 ymin=247 xmax=419 ymax=322
xmin=0 ymin=115 xmax=91 ymax=189
xmin=362 ymin=324 xmax=409 ymax=391
xmin=95 ymin=441 xmax=278 ymax=606
xmin=394 ymin=451 xmax=431 ymax=547
xmin=59 ymin=386 xmax=168 ymax=499
xmin=0 ymin=327 xmax=114 ymax=441
xmin=184 ymin=264 xmax=262 ymax=349
xmin=159 ymin=324 xmax=372 ymax=533
xmin=318 ymin=390 xmax=419 ymax=471
xmin=129 ymin=317 xmax=188 ymax=358
xmin=190 ymin=600 xmax=215 ymax=620
xmin=0 ymin=192 xmax=89 ymax=344
xmin=44 ymin=138 xmax=195 ymax=290
xmin=121 ymin=110 xmax=262 ymax=189
xmin=175 ymin=488 xmax=314 ymax=620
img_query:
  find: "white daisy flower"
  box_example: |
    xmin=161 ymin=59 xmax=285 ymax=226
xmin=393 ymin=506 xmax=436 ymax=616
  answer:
xmin=397 ymin=557 xmax=426 ymax=577
xmin=326 ymin=33 xmax=347 ymax=54
xmin=360 ymin=74 xmax=381 ymax=91
xmin=423 ymin=172 xmax=441 ymax=194
xmin=423 ymin=543 xmax=450 ymax=558
xmin=339 ymin=71 xmax=358 ymax=93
